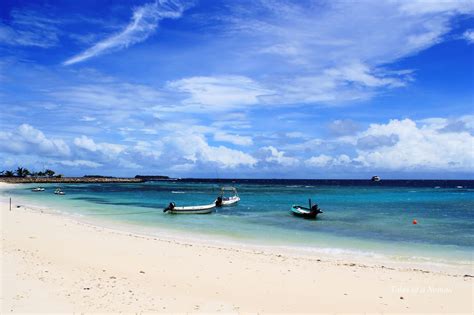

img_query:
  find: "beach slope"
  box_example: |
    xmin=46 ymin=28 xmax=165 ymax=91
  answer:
xmin=1 ymin=196 xmax=472 ymax=313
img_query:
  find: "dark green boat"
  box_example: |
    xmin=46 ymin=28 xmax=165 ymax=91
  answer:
xmin=290 ymin=199 xmax=323 ymax=219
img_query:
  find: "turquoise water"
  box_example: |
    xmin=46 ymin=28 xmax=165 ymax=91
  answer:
xmin=3 ymin=181 xmax=473 ymax=268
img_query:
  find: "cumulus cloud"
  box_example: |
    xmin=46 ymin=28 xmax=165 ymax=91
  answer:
xmin=259 ymin=146 xmax=299 ymax=167
xmin=353 ymin=119 xmax=474 ymax=171
xmin=64 ymin=0 xmax=188 ymax=65
xmin=162 ymin=133 xmax=257 ymax=168
xmin=305 ymin=154 xmax=332 ymax=167
xmin=306 ymin=118 xmax=474 ymax=172
xmin=74 ymin=135 xmax=125 ymax=158
xmin=0 ymin=124 xmax=70 ymax=157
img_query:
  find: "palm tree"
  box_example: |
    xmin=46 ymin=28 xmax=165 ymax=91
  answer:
xmin=16 ymin=167 xmax=25 ymax=177
xmin=15 ymin=167 xmax=31 ymax=177
xmin=5 ymin=170 xmax=14 ymax=177
xmin=45 ymin=169 xmax=55 ymax=177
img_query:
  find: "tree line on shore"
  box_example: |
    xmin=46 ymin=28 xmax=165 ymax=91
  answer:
xmin=0 ymin=167 xmax=61 ymax=178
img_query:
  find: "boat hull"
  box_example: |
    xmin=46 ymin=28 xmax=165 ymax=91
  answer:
xmin=290 ymin=205 xmax=320 ymax=219
xmin=216 ymin=187 xmax=240 ymax=207
xmin=166 ymin=204 xmax=215 ymax=214
xmin=215 ymin=196 xmax=240 ymax=207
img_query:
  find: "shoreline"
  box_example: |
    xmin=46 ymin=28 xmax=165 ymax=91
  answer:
xmin=0 ymin=177 xmax=144 ymax=184
xmin=2 ymin=182 xmax=472 ymax=276
xmin=1 ymin=182 xmax=473 ymax=312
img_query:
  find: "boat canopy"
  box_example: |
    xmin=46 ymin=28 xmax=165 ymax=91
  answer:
xmin=219 ymin=186 xmax=238 ymax=196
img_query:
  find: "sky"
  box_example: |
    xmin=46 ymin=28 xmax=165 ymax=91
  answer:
xmin=0 ymin=0 xmax=473 ymax=179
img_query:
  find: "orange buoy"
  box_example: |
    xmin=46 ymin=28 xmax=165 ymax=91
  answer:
xmin=412 ymin=219 xmax=417 ymax=225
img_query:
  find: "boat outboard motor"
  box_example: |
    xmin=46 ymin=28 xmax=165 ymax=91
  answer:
xmin=215 ymin=196 xmax=223 ymax=207
xmin=311 ymin=204 xmax=323 ymax=214
xmin=164 ymin=202 xmax=175 ymax=212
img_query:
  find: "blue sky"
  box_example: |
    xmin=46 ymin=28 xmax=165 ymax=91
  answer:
xmin=1 ymin=0 xmax=473 ymax=179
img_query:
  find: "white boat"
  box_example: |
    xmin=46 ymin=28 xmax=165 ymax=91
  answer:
xmin=371 ymin=176 xmax=381 ymax=182
xmin=215 ymin=186 xmax=240 ymax=207
xmin=32 ymin=187 xmax=45 ymax=192
xmin=54 ymin=188 xmax=66 ymax=195
xmin=163 ymin=202 xmax=215 ymax=214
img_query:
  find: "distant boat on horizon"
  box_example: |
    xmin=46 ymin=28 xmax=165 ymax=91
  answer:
xmin=371 ymin=176 xmax=381 ymax=182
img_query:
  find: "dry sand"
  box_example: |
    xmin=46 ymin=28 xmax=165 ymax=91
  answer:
xmin=1 ymin=184 xmax=473 ymax=313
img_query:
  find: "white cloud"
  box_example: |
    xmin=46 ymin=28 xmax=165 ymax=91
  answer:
xmin=74 ymin=135 xmax=125 ymax=158
xmin=50 ymin=82 xmax=163 ymax=110
xmin=397 ymin=0 xmax=474 ymax=15
xmin=167 ymin=75 xmax=273 ymax=111
xmin=0 ymin=124 xmax=70 ymax=157
xmin=463 ymin=29 xmax=474 ymax=44
xmin=308 ymin=116 xmax=474 ymax=172
xmin=259 ymin=146 xmax=299 ymax=167
xmin=325 ymin=62 xmax=408 ymax=88
xmin=262 ymin=62 xmax=411 ymax=105
xmin=162 ymin=132 xmax=257 ymax=168
xmin=303 ymin=117 xmax=474 ymax=172
xmin=352 ymin=119 xmax=474 ymax=171
xmin=285 ymin=131 xmax=307 ymax=139
xmin=59 ymin=159 xmax=102 ymax=168
xmin=214 ymin=131 xmax=253 ymax=146
xmin=306 ymin=154 xmax=352 ymax=168
xmin=306 ymin=154 xmax=332 ymax=167
xmin=80 ymin=116 xmax=97 ymax=122
xmin=129 ymin=140 xmax=162 ymax=160
xmin=211 ymin=113 xmax=252 ymax=130
xmin=216 ymin=0 xmax=473 ymax=105
xmin=0 ymin=10 xmax=60 ymax=48
xmin=64 ymin=0 xmax=187 ymax=65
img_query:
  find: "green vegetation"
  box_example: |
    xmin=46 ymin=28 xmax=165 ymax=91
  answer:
xmin=0 ymin=167 xmax=59 ymax=178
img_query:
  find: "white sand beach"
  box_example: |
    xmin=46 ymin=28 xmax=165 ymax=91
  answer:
xmin=1 ymin=183 xmax=473 ymax=313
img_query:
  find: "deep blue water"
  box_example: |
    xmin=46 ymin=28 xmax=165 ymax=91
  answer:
xmin=3 ymin=180 xmax=473 ymax=266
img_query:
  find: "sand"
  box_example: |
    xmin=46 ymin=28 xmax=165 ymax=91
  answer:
xmin=1 ymin=184 xmax=473 ymax=313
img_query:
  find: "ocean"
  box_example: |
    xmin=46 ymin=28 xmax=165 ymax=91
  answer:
xmin=3 ymin=179 xmax=473 ymax=272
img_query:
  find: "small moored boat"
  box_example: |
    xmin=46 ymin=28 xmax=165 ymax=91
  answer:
xmin=290 ymin=199 xmax=323 ymax=219
xmin=215 ymin=186 xmax=240 ymax=207
xmin=54 ymin=188 xmax=65 ymax=195
xmin=163 ymin=202 xmax=215 ymax=214
xmin=32 ymin=187 xmax=45 ymax=192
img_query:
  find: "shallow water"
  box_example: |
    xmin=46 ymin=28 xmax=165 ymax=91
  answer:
xmin=3 ymin=180 xmax=473 ymax=269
